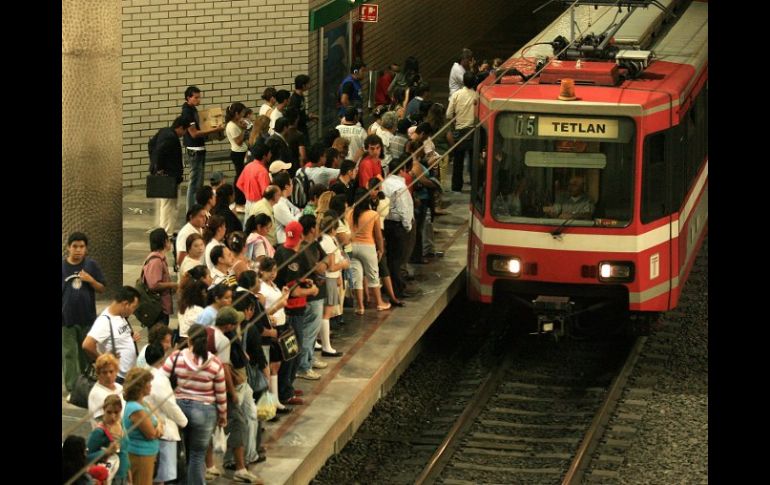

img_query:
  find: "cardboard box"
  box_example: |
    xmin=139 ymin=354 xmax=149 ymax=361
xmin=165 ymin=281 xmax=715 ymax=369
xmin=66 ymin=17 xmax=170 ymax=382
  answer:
xmin=198 ymin=107 xmax=224 ymax=131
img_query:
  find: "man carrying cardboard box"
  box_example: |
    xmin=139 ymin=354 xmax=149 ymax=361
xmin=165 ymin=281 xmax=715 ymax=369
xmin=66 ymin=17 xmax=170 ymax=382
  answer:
xmin=181 ymin=85 xmax=226 ymax=211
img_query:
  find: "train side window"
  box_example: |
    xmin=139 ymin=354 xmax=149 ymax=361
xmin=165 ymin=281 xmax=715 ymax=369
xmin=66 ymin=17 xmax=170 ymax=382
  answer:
xmin=667 ymin=123 xmax=685 ymax=210
xmin=641 ymin=132 xmax=667 ymax=224
xmin=472 ymin=125 xmax=488 ymax=214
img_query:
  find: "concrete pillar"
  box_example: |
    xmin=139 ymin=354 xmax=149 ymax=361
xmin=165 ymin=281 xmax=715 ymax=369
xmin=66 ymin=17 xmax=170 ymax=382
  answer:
xmin=62 ymin=0 xmax=123 ymax=295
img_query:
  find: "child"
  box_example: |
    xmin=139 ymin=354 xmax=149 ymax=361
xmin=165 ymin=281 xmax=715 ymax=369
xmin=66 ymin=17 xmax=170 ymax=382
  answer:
xmin=87 ymin=394 xmax=131 ymax=485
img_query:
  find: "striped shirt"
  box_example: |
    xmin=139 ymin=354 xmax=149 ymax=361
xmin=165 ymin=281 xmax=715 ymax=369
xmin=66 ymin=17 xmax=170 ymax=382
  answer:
xmin=162 ymin=349 xmax=227 ymax=419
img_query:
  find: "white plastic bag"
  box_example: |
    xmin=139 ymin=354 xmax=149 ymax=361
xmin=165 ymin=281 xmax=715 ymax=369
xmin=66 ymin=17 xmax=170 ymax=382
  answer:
xmin=213 ymin=425 xmax=228 ymax=454
xmin=256 ymin=391 xmax=277 ymax=421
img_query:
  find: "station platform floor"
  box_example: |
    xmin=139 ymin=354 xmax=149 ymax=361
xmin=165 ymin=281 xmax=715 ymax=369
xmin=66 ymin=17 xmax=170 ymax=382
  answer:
xmin=62 ymin=184 xmax=472 ymax=484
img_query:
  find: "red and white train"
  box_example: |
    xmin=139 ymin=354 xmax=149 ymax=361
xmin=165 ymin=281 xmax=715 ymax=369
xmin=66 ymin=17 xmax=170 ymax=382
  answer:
xmin=466 ymin=0 xmax=708 ymax=335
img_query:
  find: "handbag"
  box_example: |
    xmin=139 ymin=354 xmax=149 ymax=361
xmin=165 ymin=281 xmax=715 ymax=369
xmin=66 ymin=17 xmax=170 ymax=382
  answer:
xmin=146 ymin=174 xmax=178 ymax=198
xmin=134 ymin=256 xmax=164 ymax=327
xmin=69 ymin=316 xmax=115 ymax=409
xmin=242 ymin=331 xmax=268 ymax=395
xmin=277 ymin=326 xmax=299 ymax=361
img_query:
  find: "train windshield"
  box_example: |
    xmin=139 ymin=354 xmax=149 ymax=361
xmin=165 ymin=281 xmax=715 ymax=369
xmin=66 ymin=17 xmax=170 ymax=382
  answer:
xmin=491 ymin=112 xmax=635 ymax=228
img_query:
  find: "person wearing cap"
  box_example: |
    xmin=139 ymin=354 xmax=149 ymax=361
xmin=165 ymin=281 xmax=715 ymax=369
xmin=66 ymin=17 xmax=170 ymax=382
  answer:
xmin=268 ymin=160 xmax=292 ymax=178
xmin=274 ymin=220 xmax=320 ymax=403
xmin=335 ymin=107 xmax=367 ymax=162
xmin=212 ymin=306 xmax=262 ymax=484
xmin=237 ymin=143 xmax=273 ymax=221
xmin=209 ymin=171 xmax=226 ymax=193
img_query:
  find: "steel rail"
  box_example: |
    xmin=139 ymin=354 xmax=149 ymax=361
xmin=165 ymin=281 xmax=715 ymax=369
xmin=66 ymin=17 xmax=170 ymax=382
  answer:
xmin=562 ymin=336 xmax=647 ymax=484
xmin=413 ymin=352 xmax=514 ymax=485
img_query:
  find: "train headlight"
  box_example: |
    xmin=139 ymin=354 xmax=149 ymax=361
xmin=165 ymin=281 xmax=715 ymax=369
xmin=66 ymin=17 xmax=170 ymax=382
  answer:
xmin=598 ymin=262 xmax=634 ymax=282
xmin=489 ymin=256 xmax=522 ymax=277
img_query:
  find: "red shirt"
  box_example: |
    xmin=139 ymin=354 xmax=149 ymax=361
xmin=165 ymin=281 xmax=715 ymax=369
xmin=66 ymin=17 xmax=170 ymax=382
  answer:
xmin=237 ymin=160 xmax=271 ymax=202
xmin=357 ymin=156 xmax=383 ymax=189
xmin=375 ymin=71 xmax=394 ymax=106
xmin=404 ymin=172 xmax=416 ymax=195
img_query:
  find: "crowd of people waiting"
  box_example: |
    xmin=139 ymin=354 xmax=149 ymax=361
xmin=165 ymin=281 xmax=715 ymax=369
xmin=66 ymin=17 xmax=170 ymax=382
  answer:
xmin=63 ymin=49 xmax=498 ymax=484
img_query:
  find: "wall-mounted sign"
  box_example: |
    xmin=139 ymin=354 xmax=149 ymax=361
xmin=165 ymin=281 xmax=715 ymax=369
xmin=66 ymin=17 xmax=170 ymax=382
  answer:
xmin=359 ymin=4 xmax=379 ymax=22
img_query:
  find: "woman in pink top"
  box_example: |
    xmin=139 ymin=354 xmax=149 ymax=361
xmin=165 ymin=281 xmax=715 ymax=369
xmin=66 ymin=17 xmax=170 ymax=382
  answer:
xmin=244 ymin=213 xmax=275 ymax=265
xmin=346 ymin=188 xmax=391 ymax=314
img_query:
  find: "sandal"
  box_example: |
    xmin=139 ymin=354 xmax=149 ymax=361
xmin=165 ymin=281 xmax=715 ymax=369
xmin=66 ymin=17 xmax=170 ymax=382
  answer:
xmin=377 ymin=303 xmax=392 ymax=311
xmin=355 ymin=308 xmax=365 ymax=315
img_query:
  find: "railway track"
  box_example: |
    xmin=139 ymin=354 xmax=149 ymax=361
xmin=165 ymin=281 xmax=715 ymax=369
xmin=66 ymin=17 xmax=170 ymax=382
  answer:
xmin=415 ymin=334 xmax=640 ymax=485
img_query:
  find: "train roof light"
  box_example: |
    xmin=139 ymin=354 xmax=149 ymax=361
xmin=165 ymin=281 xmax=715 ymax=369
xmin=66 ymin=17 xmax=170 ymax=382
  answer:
xmin=558 ymin=78 xmax=577 ymax=101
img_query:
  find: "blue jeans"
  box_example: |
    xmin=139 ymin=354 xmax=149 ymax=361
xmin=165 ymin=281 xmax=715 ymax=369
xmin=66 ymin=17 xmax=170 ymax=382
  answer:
xmin=298 ymin=299 xmax=323 ymax=373
xmin=177 ymin=399 xmax=217 ymax=485
xmin=278 ymin=313 xmax=305 ymax=402
xmin=185 ymin=149 xmax=206 ymax=211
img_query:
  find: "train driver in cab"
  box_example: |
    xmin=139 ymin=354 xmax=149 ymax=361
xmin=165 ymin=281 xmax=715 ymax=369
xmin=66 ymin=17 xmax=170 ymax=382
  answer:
xmin=543 ymin=175 xmax=595 ymax=220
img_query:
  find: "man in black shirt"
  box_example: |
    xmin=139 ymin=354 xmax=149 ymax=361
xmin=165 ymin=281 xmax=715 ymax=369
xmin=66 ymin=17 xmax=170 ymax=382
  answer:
xmin=330 ymin=159 xmax=358 ymax=207
xmin=295 ymin=214 xmax=329 ymax=380
xmin=274 ymin=220 xmax=319 ymax=405
xmin=287 ymin=74 xmax=318 ymax=150
xmin=180 ymin=85 xmax=226 ymax=211
xmin=150 ymin=116 xmax=186 ymax=235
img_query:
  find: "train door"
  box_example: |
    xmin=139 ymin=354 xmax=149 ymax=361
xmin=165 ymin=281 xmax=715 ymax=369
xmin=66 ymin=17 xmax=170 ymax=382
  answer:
xmin=642 ymin=129 xmax=673 ymax=309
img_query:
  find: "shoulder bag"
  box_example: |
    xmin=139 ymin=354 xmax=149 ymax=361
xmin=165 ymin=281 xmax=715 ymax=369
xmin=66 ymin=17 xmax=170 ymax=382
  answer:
xmin=134 ymin=256 xmax=164 ymax=327
xmin=69 ymin=316 xmax=115 ymax=409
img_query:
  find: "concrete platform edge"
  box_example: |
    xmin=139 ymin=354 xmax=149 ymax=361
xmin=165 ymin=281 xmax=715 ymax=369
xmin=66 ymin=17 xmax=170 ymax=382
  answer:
xmin=285 ymin=268 xmax=467 ymax=485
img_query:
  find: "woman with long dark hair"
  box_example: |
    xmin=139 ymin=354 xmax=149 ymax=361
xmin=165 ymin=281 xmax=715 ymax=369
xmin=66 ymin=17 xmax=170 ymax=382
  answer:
xmin=211 ymin=183 xmax=244 ymax=234
xmin=346 ymin=188 xmax=390 ymax=314
xmin=162 ymin=323 xmax=227 ymax=485
xmin=225 ymin=102 xmax=249 ymax=209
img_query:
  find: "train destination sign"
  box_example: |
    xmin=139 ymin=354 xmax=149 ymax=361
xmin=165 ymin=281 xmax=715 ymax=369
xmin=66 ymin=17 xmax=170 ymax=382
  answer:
xmin=539 ymin=116 xmax=618 ymax=139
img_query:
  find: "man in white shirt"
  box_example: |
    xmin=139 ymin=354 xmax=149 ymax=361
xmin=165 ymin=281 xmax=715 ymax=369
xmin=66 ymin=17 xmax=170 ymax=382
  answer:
xmin=271 ymin=171 xmax=301 ymax=246
xmin=448 ymin=48 xmax=474 ymax=97
xmin=82 ymin=286 xmax=142 ymax=382
xmin=382 ymin=157 xmax=416 ymax=299
xmin=175 ymin=203 xmax=207 ymax=265
xmin=447 ymin=71 xmax=479 ymax=191
xmin=335 ymin=107 xmax=367 ymax=162
xmin=268 ymin=89 xmax=291 ymax=134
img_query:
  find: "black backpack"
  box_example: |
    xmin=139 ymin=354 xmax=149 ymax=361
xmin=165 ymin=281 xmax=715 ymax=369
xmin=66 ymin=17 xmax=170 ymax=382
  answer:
xmin=291 ymin=167 xmax=313 ymax=208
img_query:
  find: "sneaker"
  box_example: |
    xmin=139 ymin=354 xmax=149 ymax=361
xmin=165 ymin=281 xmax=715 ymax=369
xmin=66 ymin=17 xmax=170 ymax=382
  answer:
xmin=312 ymin=359 xmax=328 ymax=369
xmin=205 ymin=466 xmax=223 ymax=480
xmin=66 ymin=393 xmax=72 ymax=403
xmin=233 ymin=468 xmax=263 ymax=484
xmin=314 ymin=341 xmax=322 ymax=350
xmin=297 ymin=369 xmax=321 ymax=380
